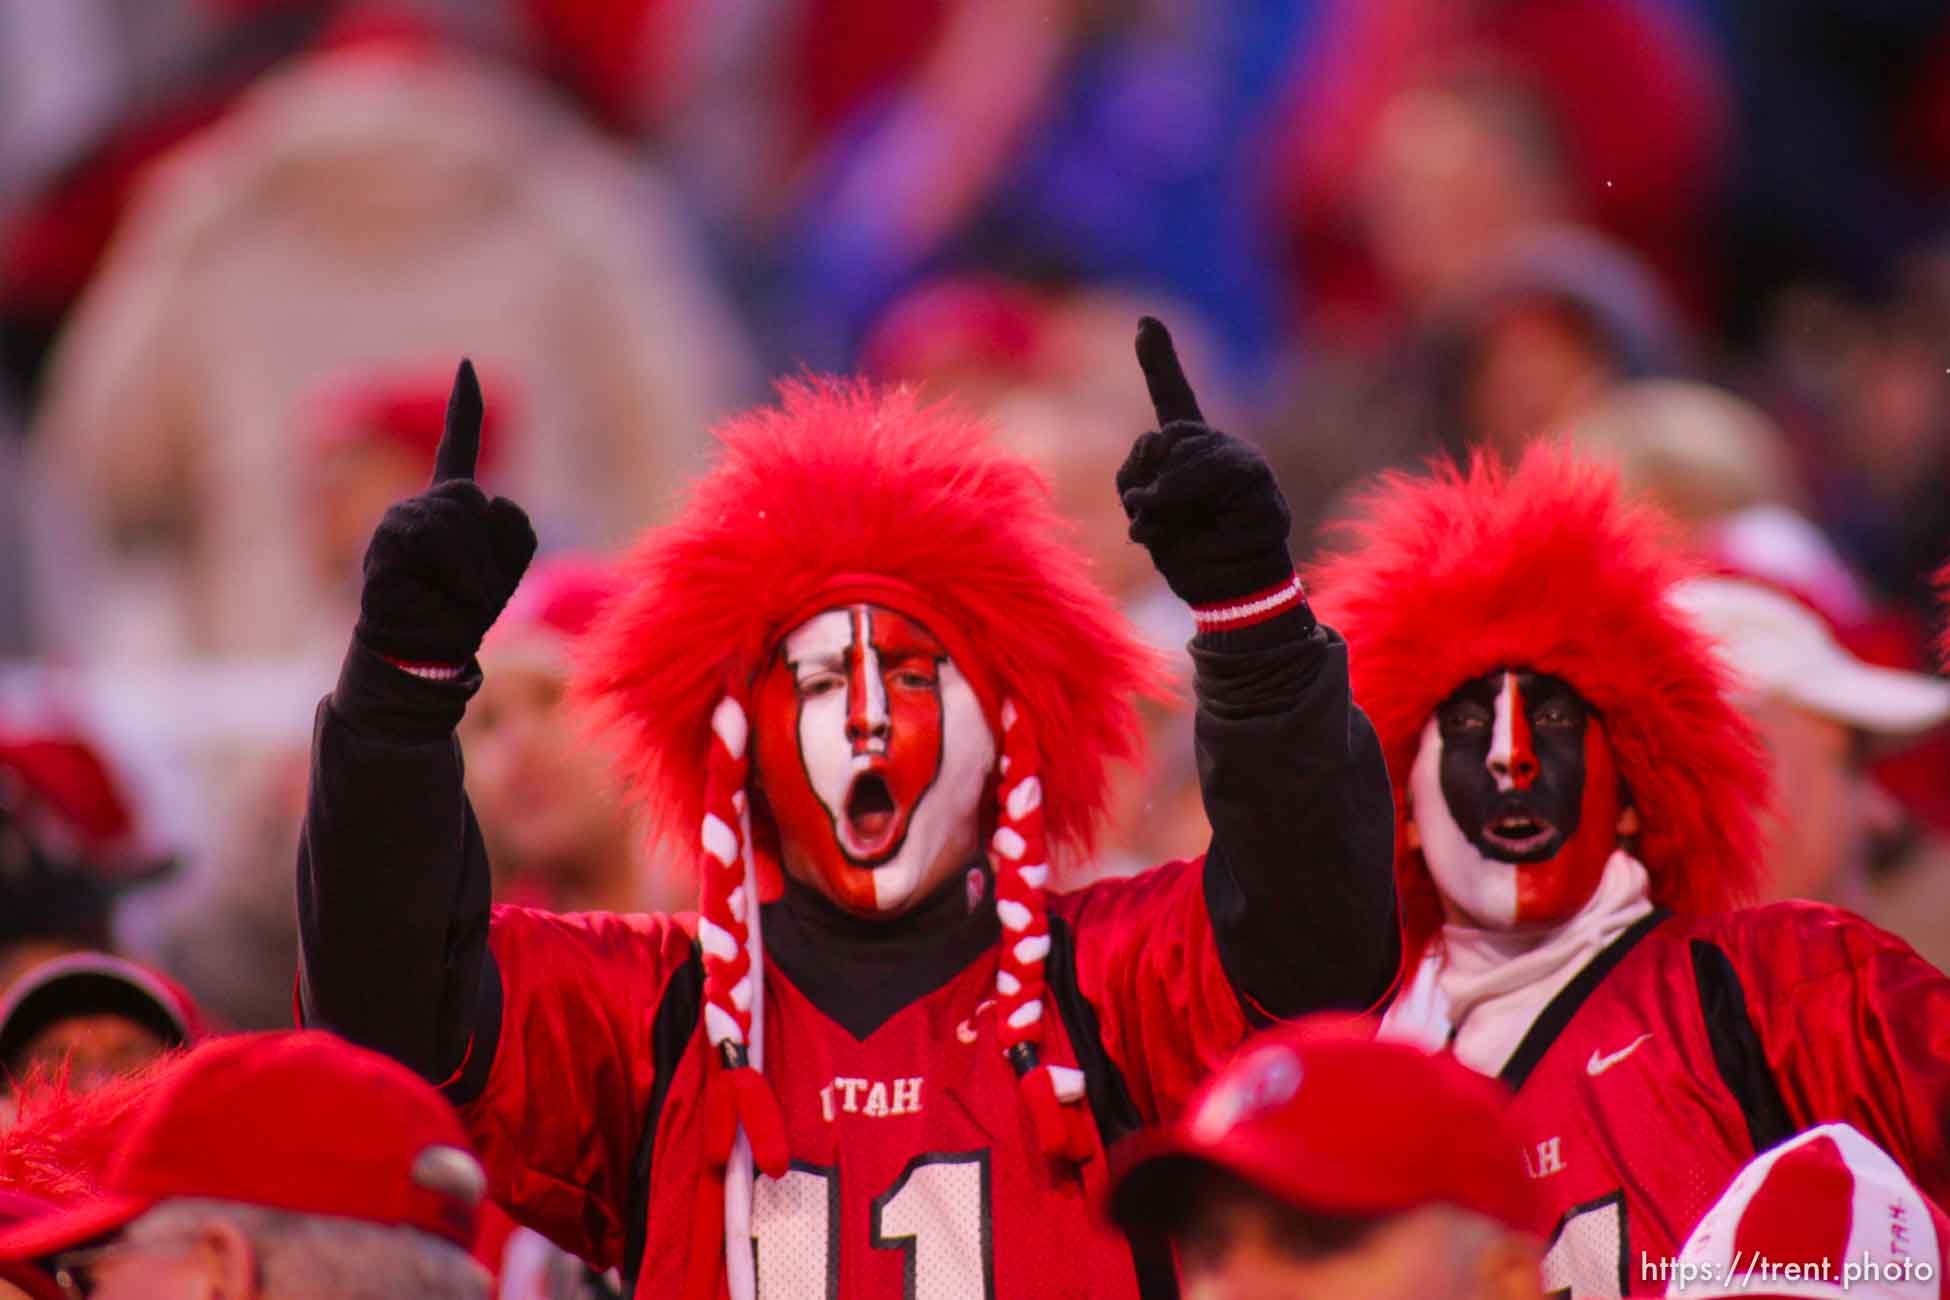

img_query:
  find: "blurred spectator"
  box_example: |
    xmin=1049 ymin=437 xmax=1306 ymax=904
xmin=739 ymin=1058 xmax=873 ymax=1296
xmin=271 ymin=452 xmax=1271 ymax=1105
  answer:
xmin=0 ymin=1051 xmax=602 ymax=1296
xmin=26 ymin=28 xmax=754 ymax=662
xmin=131 ymin=741 xmax=309 ymax=1033
xmin=1568 ymin=379 xmax=1802 ymax=533
xmin=1677 ymin=503 xmax=1950 ymax=972
xmin=1706 ymin=507 xmax=1882 ymax=633
xmin=1435 ymin=227 xmax=1684 ymax=459
xmin=1673 ymin=505 xmax=1950 ymax=971
xmin=0 ymin=723 xmax=165 ymax=994
xmin=1276 ymin=226 xmax=1686 ymax=554
xmin=1755 ymin=251 xmax=1950 ymax=621
xmin=0 ymin=1058 xmax=180 ymax=1295
xmin=1673 ymin=574 xmax=1950 ymax=915
xmin=0 ymin=865 xmax=112 ymax=1003
xmin=757 ymin=0 xmax=1306 ymax=380
xmin=0 ymin=953 xmax=205 ymax=1097
xmin=0 ymin=676 xmax=297 ymax=1035
xmin=14 ymin=23 xmax=756 ymax=1037
xmin=0 ymin=0 xmax=335 ymax=394
xmin=1568 ymin=376 xmax=1950 ymax=847
xmin=459 ymin=554 xmax=686 ymax=916
xmin=0 ymin=1031 xmax=490 ymax=1299
xmin=1716 ymin=0 xmax=1950 ymax=340
xmin=0 ymin=723 xmax=145 ymax=872
xmin=1348 ymin=66 xmax=1575 ymax=335
xmin=1110 ymin=1016 xmax=1543 ymax=1300
xmin=1269 ymin=0 xmax=1729 ymax=341
xmin=0 ymin=1052 xmax=177 ymax=1197
xmin=0 ymin=839 xmax=114 ymax=1000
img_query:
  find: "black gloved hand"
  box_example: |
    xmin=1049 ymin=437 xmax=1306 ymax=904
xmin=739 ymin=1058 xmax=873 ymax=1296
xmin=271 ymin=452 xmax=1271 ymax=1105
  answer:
xmin=353 ymin=360 xmax=537 ymax=667
xmin=1118 ymin=317 xmax=1293 ymax=611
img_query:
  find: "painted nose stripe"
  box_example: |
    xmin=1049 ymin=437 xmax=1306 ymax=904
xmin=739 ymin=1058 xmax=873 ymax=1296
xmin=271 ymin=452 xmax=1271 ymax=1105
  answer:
xmin=845 ymin=606 xmax=888 ymax=749
xmin=1489 ymin=672 xmax=1539 ymax=791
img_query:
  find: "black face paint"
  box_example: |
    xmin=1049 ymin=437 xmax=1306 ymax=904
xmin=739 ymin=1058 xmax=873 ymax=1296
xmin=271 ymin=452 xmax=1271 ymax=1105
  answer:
xmin=1434 ymin=669 xmax=1591 ymax=864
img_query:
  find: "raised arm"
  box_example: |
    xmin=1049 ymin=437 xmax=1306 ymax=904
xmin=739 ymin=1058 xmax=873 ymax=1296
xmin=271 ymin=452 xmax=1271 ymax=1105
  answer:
xmin=296 ymin=360 xmax=536 ymax=1086
xmin=1118 ymin=320 xmax=1397 ymax=1019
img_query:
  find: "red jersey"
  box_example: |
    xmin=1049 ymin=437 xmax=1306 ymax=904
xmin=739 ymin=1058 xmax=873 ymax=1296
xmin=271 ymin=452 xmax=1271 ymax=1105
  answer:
xmin=1487 ymin=903 xmax=1950 ymax=1296
xmin=464 ymin=859 xmax=1251 ymax=1298
xmin=299 ymin=624 xmax=1398 ymax=1300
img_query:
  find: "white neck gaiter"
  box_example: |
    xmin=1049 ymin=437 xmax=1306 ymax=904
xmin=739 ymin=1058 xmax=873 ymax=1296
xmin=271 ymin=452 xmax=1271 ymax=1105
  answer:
xmin=1385 ymin=848 xmax=1654 ymax=1076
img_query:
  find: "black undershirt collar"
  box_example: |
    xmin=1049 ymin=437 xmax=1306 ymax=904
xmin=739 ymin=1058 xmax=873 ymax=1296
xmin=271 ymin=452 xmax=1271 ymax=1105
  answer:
xmin=760 ymin=860 xmax=1001 ymax=1040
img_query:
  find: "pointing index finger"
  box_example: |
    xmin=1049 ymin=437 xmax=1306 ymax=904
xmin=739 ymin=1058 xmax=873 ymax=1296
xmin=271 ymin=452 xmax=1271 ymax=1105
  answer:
xmin=430 ymin=358 xmax=483 ymax=485
xmin=1135 ymin=316 xmax=1203 ymax=427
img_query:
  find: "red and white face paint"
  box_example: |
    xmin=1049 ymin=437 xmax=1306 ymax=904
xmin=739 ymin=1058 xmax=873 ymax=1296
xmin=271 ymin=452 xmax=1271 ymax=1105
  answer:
xmin=1410 ymin=669 xmax=1623 ymax=929
xmin=753 ymin=604 xmax=995 ymax=915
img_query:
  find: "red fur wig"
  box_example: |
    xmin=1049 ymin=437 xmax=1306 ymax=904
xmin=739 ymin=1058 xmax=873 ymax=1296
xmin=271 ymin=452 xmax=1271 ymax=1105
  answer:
xmin=0 ymin=1055 xmax=176 ymax=1205
xmin=573 ymin=377 xmax=1165 ymax=884
xmin=1307 ymin=446 xmax=1769 ymax=965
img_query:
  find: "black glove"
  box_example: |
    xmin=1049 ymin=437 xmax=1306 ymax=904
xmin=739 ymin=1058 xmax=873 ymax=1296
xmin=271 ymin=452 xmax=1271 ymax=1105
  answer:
xmin=1117 ymin=317 xmax=1292 ymax=610
xmin=353 ymin=360 xmax=537 ymax=666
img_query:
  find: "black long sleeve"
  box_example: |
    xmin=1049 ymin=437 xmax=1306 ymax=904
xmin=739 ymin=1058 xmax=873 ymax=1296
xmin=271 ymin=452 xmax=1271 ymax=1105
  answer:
xmin=1193 ymin=604 xmax=1399 ymax=1020
xmin=296 ymin=641 xmax=499 ymax=1095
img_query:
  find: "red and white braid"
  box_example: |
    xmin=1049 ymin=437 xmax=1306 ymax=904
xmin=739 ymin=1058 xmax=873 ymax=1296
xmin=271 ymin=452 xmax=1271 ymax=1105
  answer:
xmin=688 ymin=695 xmax=788 ymax=1300
xmin=992 ymin=699 xmax=1091 ymax=1160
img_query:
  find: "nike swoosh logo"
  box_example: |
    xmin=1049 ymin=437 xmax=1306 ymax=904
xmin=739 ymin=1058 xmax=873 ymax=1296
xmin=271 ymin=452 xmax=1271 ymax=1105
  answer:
xmin=1586 ymin=1034 xmax=1653 ymax=1076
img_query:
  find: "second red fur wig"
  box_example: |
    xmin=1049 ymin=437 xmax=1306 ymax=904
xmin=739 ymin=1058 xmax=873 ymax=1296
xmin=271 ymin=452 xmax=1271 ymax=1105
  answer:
xmin=1308 ymin=446 xmax=1769 ymax=963
xmin=574 ymin=378 xmax=1165 ymax=880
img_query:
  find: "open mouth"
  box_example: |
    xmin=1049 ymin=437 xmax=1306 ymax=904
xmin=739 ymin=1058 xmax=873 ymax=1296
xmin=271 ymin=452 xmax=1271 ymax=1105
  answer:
xmin=841 ymin=771 xmax=903 ymax=860
xmin=1480 ymin=811 xmax=1560 ymax=857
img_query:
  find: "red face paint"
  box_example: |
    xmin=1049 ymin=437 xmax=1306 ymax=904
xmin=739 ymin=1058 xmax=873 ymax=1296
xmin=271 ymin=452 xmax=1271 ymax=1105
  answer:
xmin=753 ymin=604 xmax=993 ymax=915
xmin=1512 ymin=718 xmax=1621 ymax=924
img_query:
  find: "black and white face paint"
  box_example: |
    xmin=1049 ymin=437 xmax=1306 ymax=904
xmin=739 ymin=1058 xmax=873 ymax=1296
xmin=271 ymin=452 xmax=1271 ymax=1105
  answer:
xmin=1410 ymin=669 xmax=1622 ymax=928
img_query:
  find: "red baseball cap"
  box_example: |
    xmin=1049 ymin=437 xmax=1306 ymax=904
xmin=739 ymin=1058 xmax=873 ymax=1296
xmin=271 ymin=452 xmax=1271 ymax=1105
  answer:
xmin=1665 ymin=1123 xmax=1945 ymax=1299
xmin=859 ymin=275 xmax=1053 ymax=385
xmin=1110 ymin=1016 xmax=1541 ymax=1237
xmin=0 ymin=1031 xmax=485 ymax=1264
xmin=0 ymin=730 xmax=139 ymax=865
xmin=0 ymin=953 xmax=207 ymax=1072
xmin=305 ymin=366 xmax=514 ymax=481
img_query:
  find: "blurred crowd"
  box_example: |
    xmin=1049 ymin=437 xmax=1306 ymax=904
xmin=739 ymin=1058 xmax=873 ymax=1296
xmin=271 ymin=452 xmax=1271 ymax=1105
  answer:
xmin=0 ymin=0 xmax=1949 ymax=1165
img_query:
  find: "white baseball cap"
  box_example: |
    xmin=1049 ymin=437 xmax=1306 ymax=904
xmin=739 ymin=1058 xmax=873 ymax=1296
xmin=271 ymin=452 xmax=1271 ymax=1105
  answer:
xmin=1672 ymin=576 xmax=1950 ymax=740
xmin=1667 ymin=1123 xmax=1943 ymax=1298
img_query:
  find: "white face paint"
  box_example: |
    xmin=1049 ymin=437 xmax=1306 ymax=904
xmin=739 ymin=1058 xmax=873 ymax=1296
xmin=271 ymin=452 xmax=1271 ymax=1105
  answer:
xmin=1409 ymin=717 xmax=1520 ymax=928
xmin=879 ymin=659 xmax=994 ymax=912
xmin=760 ymin=605 xmax=997 ymax=915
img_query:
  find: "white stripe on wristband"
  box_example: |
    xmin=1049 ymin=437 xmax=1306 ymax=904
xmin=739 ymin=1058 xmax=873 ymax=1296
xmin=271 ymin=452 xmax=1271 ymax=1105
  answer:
xmin=381 ymin=655 xmax=467 ymax=682
xmin=1190 ymin=574 xmax=1307 ymax=631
